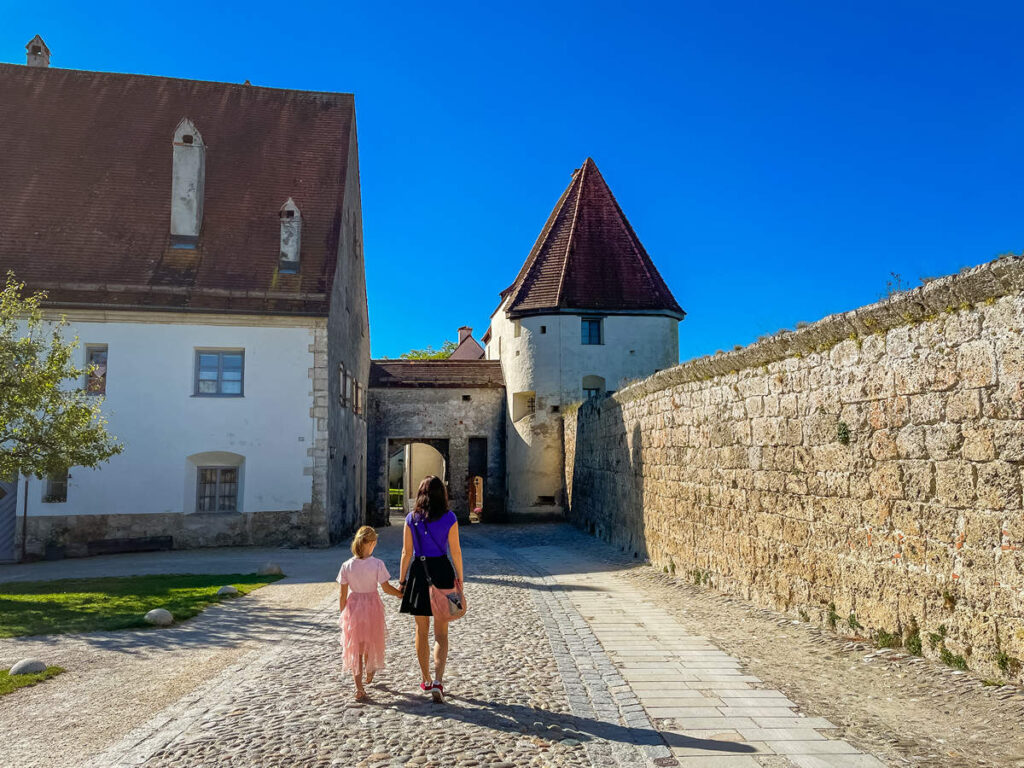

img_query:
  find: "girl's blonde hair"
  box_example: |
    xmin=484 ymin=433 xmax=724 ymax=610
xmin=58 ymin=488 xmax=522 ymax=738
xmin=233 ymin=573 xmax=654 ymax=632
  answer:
xmin=351 ymin=525 xmax=377 ymax=558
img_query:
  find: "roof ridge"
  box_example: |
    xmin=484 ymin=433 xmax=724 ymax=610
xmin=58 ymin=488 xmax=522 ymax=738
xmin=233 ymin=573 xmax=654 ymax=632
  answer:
xmin=554 ymin=160 xmax=587 ymax=307
xmin=0 ymin=62 xmax=354 ymax=100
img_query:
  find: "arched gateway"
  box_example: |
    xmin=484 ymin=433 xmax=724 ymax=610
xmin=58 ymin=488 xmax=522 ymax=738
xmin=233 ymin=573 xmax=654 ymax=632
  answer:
xmin=366 ymin=360 xmax=506 ymax=526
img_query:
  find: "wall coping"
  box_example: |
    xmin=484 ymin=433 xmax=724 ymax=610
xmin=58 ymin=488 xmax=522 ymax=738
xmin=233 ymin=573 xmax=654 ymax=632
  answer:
xmin=599 ymin=255 xmax=1024 ymax=407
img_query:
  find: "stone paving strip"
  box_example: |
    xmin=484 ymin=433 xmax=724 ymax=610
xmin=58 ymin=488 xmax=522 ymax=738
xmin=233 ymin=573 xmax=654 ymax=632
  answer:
xmin=504 ymin=542 xmax=886 ymax=768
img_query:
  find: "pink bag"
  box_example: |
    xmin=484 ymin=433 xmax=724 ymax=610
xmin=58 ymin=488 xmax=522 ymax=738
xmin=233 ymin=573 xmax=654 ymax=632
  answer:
xmin=429 ymin=578 xmax=467 ymax=622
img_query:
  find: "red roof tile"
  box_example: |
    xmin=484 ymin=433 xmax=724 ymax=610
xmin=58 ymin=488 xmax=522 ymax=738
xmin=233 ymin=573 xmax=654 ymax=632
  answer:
xmin=369 ymin=360 xmax=504 ymax=389
xmin=0 ymin=62 xmax=356 ymax=316
xmin=504 ymin=158 xmax=684 ymax=319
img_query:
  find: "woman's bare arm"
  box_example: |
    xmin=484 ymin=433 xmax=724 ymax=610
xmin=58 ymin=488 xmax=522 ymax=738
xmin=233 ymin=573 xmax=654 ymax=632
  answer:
xmin=338 ymin=583 xmax=348 ymax=612
xmin=448 ymin=521 xmax=464 ymax=582
xmin=399 ymin=522 xmax=414 ymax=584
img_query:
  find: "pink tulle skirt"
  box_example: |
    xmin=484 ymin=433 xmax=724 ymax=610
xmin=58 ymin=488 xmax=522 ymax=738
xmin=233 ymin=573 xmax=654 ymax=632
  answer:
xmin=339 ymin=592 xmax=387 ymax=675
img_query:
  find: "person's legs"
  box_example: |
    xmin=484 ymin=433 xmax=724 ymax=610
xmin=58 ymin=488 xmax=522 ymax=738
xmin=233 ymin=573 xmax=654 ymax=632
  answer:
xmin=353 ymin=649 xmax=366 ymax=700
xmin=433 ymin=618 xmax=449 ymax=684
xmin=414 ymin=615 xmax=431 ymax=684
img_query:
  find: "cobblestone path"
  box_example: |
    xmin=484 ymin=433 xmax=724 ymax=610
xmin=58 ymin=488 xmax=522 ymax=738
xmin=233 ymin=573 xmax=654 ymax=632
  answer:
xmin=81 ymin=522 xmax=1022 ymax=768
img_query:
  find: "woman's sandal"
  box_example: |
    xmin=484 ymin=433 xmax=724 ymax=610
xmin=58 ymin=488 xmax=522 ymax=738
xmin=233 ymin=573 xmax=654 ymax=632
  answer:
xmin=354 ymin=688 xmax=367 ymax=701
xmin=365 ymin=671 xmax=375 ymax=685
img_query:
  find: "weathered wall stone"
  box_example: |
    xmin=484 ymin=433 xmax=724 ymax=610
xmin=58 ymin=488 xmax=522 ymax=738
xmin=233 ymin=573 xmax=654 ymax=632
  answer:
xmin=18 ymin=507 xmax=324 ymax=558
xmin=564 ymin=256 xmax=1024 ymax=683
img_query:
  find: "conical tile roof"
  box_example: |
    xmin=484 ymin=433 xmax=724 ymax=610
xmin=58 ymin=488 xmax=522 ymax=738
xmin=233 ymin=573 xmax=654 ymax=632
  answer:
xmin=504 ymin=158 xmax=684 ymax=319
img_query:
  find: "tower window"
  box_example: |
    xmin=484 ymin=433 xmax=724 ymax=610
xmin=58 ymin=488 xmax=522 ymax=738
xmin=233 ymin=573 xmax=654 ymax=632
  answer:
xmin=512 ymin=391 xmax=536 ymax=422
xmin=582 ymin=317 xmax=603 ymax=345
xmin=540 ymin=325 xmax=547 ymax=334
xmin=182 ymin=135 xmax=194 ymax=145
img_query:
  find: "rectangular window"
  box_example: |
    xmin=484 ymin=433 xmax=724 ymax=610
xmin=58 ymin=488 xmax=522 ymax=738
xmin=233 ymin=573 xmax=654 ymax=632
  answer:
xmin=513 ymin=319 xmax=522 ymax=338
xmin=197 ymin=467 xmax=239 ymax=512
xmin=353 ymin=381 xmax=363 ymax=415
xmin=85 ymin=345 xmax=108 ymax=395
xmin=583 ymin=388 xmax=602 ymax=399
xmin=540 ymin=325 xmax=547 ymax=334
xmin=346 ymin=371 xmax=355 ymax=409
xmin=339 ymin=364 xmax=347 ymax=406
xmin=581 ymin=317 xmax=603 ymax=345
xmin=194 ymin=350 xmax=244 ymax=396
xmin=43 ymin=469 xmax=68 ymax=503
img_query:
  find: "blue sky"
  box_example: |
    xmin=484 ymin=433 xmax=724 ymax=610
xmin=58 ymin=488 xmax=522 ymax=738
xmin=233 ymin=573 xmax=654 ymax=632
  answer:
xmin=5 ymin=2 xmax=1023 ymax=361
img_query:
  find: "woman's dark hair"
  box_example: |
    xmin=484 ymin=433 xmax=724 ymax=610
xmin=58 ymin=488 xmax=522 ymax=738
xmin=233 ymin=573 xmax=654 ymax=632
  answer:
xmin=413 ymin=475 xmax=448 ymax=522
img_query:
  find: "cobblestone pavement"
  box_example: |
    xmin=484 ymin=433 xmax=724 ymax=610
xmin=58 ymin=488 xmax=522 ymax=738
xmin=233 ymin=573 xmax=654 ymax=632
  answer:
xmin=39 ymin=521 xmax=1022 ymax=767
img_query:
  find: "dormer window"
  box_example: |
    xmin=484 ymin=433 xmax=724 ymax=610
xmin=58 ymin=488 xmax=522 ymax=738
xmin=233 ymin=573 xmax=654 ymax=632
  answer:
xmin=170 ymin=118 xmax=206 ymax=243
xmin=31 ymin=45 xmax=42 ymax=54
xmin=279 ymin=198 xmax=302 ymax=274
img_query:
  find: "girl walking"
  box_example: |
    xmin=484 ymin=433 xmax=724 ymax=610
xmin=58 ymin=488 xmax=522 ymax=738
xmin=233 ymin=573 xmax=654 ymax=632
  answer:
xmin=337 ymin=525 xmax=404 ymax=700
xmin=399 ymin=476 xmax=465 ymax=703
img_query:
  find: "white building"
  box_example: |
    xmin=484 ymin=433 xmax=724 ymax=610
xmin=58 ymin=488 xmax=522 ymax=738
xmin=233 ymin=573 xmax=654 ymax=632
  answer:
xmin=0 ymin=38 xmax=369 ymax=560
xmin=484 ymin=158 xmax=685 ymax=516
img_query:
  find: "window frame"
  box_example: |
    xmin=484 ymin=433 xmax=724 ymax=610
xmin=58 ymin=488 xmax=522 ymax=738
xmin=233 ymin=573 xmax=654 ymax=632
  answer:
xmin=583 ymin=387 xmax=602 ymax=399
xmin=581 ymin=316 xmax=603 ymax=345
xmin=85 ymin=344 xmax=108 ymax=396
xmin=43 ymin=468 xmax=68 ymax=503
xmin=195 ymin=465 xmax=240 ymax=513
xmin=193 ymin=349 xmax=245 ymax=397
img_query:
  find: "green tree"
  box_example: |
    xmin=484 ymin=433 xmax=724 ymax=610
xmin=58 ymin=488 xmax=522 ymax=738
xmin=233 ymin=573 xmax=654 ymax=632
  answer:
xmin=399 ymin=340 xmax=458 ymax=360
xmin=0 ymin=273 xmax=123 ymax=479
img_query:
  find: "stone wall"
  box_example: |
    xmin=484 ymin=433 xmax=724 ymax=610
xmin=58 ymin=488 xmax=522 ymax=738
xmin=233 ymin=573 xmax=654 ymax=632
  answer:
xmin=563 ymin=256 xmax=1024 ymax=683
xmin=18 ymin=507 xmax=324 ymax=558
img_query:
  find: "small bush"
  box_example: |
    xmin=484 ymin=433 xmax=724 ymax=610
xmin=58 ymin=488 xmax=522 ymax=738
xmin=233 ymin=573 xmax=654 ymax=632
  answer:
xmin=875 ymin=629 xmax=901 ymax=649
xmin=905 ymin=617 xmax=923 ymax=656
xmin=798 ymin=609 xmax=810 ymax=622
xmin=848 ymin=612 xmax=863 ymax=631
xmin=995 ymin=650 xmax=1021 ymax=677
xmin=837 ymin=422 xmax=851 ymax=445
xmin=827 ymin=602 xmax=839 ymax=630
xmin=940 ymin=647 xmax=968 ymax=671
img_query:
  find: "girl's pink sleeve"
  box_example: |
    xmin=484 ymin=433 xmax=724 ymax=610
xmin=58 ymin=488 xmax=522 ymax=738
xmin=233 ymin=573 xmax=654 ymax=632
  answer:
xmin=336 ymin=562 xmax=348 ymax=584
xmin=378 ymin=558 xmax=392 ymax=583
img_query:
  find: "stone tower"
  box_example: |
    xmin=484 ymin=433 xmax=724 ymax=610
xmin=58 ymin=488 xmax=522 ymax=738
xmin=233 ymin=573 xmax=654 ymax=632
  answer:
xmin=484 ymin=158 xmax=685 ymax=517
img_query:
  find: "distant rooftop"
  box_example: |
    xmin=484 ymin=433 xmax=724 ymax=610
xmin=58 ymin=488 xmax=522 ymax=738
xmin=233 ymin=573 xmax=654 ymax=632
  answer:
xmin=369 ymin=360 xmax=504 ymax=389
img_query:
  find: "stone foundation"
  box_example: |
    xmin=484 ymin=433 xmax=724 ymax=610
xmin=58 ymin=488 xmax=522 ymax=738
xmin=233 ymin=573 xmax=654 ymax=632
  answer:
xmin=563 ymin=256 xmax=1024 ymax=684
xmin=18 ymin=506 xmax=330 ymax=559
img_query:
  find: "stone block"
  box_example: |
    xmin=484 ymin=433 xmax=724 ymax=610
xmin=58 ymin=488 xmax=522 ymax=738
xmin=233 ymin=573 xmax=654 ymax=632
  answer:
xmin=957 ymin=340 xmax=997 ymax=388
xmin=934 ymin=461 xmax=976 ymax=508
xmin=976 ymin=461 xmax=1020 ymax=511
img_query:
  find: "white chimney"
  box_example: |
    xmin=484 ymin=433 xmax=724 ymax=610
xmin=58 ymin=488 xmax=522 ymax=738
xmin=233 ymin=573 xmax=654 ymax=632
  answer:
xmin=458 ymin=326 xmax=472 ymax=344
xmin=279 ymin=198 xmax=302 ymax=273
xmin=170 ymin=118 xmax=206 ymax=245
xmin=26 ymin=35 xmax=50 ymax=68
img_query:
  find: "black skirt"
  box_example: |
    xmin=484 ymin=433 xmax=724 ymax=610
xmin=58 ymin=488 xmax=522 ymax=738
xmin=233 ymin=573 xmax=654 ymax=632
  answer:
xmin=400 ymin=556 xmax=456 ymax=616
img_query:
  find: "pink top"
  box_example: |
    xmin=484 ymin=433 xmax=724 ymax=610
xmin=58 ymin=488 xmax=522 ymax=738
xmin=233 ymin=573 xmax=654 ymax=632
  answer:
xmin=336 ymin=556 xmax=391 ymax=594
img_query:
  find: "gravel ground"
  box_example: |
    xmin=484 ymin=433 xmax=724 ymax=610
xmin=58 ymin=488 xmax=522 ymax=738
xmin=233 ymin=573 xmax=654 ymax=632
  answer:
xmin=92 ymin=536 xmax=617 ymax=768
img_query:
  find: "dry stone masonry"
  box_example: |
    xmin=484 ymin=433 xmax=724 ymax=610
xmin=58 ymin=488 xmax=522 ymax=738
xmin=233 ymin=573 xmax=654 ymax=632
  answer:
xmin=563 ymin=256 xmax=1024 ymax=684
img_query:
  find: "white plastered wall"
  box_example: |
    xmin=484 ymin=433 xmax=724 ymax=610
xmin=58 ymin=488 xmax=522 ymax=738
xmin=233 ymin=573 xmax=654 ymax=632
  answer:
xmin=486 ymin=300 xmax=679 ymax=514
xmin=20 ymin=311 xmax=321 ymax=519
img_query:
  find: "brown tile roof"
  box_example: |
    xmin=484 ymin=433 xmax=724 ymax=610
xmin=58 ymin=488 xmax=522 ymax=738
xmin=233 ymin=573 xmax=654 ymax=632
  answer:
xmin=503 ymin=158 xmax=684 ymax=319
xmin=0 ymin=62 xmax=356 ymax=316
xmin=369 ymin=360 xmax=504 ymax=389
xmin=449 ymin=334 xmax=485 ymax=360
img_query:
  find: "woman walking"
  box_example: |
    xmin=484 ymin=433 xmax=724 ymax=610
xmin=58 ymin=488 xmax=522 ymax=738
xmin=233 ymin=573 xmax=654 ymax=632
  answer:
xmin=399 ymin=475 xmax=464 ymax=703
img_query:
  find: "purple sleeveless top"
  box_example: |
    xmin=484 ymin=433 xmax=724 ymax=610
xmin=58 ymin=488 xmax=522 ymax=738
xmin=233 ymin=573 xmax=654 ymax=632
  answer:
xmin=407 ymin=510 xmax=457 ymax=557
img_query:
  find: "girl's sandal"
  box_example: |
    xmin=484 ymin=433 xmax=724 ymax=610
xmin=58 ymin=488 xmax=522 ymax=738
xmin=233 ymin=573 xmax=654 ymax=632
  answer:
xmin=354 ymin=688 xmax=367 ymax=701
xmin=365 ymin=671 xmax=375 ymax=685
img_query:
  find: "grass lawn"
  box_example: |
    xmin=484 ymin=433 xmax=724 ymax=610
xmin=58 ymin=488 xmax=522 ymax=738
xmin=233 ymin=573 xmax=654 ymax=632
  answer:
xmin=0 ymin=573 xmax=284 ymax=638
xmin=0 ymin=667 xmax=64 ymax=697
